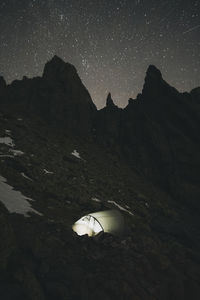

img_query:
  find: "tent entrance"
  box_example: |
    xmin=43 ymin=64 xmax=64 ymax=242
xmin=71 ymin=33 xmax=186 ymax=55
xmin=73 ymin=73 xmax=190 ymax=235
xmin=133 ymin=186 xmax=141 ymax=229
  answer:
xmin=72 ymin=215 xmax=103 ymax=237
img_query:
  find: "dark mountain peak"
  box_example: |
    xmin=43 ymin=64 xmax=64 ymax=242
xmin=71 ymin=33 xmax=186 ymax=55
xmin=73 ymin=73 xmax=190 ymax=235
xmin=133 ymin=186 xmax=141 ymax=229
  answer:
xmin=0 ymin=56 xmax=96 ymax=136
xmin=0 ymin=76 xmax=6 ymax=89
xmin=106 ymin=93 xmax=116 ymax=107
xmin=146 ymin=65 xmax=162 ymax=80
xmin=142 ymin=65 xmax=172 ymax=98
xmin=44 ymin=55 xmax=69 ymax=68
xmin=42 ymin=55 xmax=78 ymax=83
xmin=50 ymin=55 xmax=64 ymax=64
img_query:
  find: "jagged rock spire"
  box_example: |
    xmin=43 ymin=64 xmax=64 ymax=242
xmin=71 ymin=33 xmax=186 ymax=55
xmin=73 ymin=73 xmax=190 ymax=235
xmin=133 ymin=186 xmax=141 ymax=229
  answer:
xmin=146 ymin=65 xmax=162 ymax=80
xmin=106 ymin=93 xmax=115 ymax=107
xmin=0 ymin=76 xmax=6 ymax=90
xmin=142 ymin=65 xmax=169 ymax=98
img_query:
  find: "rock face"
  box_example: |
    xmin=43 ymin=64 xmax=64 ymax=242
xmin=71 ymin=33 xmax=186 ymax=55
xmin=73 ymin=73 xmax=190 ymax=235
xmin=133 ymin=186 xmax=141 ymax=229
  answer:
xmin=96 ymin=65 xmax=200 ymax=211
xmin=0 ymin=55 xmax=96 ymax=135
xmin=0 ymin=57 xmax=200 ymax=299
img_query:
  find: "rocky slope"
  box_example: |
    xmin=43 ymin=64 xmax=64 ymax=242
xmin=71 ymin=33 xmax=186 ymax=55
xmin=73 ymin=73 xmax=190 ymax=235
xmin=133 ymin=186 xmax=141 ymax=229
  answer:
xmin=0 ymin=56 xmax=200 ymax=299
xmin=96 ymin=65 xmax=200 ymax=210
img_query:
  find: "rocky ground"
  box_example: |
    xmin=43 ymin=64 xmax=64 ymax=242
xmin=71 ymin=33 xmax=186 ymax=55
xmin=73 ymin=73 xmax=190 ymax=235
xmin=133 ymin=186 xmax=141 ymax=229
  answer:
xmin=0 ymin=112 xmax=199 ymax=300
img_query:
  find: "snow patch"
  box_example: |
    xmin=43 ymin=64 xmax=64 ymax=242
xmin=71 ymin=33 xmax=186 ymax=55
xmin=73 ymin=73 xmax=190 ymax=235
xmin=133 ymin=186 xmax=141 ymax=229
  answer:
xmin=43 ymin=169 xmax=54 ymax=174
xmin=71 ymin=149 xmax=81 ymax=159
xmin=0 ymin=136 xmax=24 ymax=157
xmin=0 ymin=155 xmax=14 ymax=158
xmin=0 ymin=175 xmax=42 ymax=217
xmin=108 ymin=200 xmax=134 ymax=216
xmin=21 ymin=173 xmax=33 ymax=181
xmin=91 ymin=197 xmax=101 ymax=203
xmin=0 ymin=137 xmax=15 ymax=147
xmin=9 ymin=149 xmax=24 ymax=156
xmin=5 ymin=130 xmax=11 ymax=136
xmin=125 ymin=204 xmax=130 ymax=209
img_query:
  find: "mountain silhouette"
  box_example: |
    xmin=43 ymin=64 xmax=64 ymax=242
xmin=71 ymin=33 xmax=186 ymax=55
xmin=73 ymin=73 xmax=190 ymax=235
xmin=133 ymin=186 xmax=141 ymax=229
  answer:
xmin=0 ymin=55 xmax=200 ymax=208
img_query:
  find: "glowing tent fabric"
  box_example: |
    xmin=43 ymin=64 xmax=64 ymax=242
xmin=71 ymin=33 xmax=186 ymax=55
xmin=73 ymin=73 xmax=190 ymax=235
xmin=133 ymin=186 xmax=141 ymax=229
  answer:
xmin=72 ymin=210 xmax=125 ymax=237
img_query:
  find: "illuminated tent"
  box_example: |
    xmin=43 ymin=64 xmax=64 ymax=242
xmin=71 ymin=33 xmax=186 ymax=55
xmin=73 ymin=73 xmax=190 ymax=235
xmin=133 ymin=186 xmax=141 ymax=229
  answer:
xmin=72 ymin=210 xmax=125 ymax=237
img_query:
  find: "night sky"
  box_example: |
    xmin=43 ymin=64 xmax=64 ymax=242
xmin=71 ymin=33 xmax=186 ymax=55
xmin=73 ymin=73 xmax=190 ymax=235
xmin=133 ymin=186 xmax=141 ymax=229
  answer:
xmin=0 ymin=0 xmax=199 ymax=108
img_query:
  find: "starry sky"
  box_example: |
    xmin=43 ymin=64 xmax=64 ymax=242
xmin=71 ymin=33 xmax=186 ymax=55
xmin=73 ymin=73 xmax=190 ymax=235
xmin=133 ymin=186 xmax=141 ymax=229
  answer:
xmin=0 ymin=0 xmax=199 ymax=108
